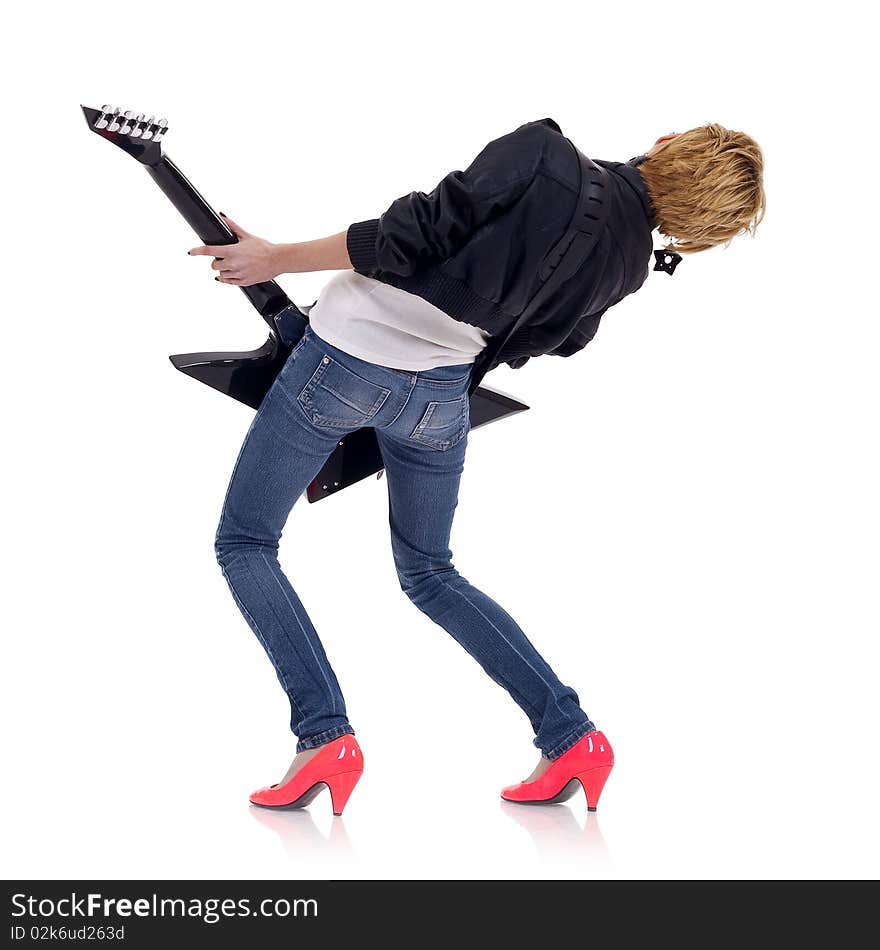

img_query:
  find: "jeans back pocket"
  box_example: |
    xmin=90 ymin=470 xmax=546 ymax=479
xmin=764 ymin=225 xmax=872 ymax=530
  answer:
xmin=298 ymin=355 xmax=391 ymax=428
xmin=409 ymin=392 xmax=469 ymax=451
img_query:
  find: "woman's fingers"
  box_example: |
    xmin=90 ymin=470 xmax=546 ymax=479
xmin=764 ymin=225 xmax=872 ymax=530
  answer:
xmin=189 ymin=243 xmax=246 ymax=284
xmin=188 ymin=244 xmax=231 ymax=257
xmin=189 ymin=221 xmax=263 ymax=285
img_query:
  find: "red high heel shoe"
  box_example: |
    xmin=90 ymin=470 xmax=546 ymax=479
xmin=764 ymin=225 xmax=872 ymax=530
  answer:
xmin=501 ymin=730 xmax=614 ymax=811
xmin=249 ymin=735 xmax=364 ymax=816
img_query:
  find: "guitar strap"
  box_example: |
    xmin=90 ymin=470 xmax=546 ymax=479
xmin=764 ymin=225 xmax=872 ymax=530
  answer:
xmin=468 ymin=142 xmax=612 ymax=397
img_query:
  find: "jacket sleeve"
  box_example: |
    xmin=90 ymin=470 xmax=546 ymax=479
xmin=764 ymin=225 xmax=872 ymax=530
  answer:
xmin=346 ymin=119 xmax=561 ymax=277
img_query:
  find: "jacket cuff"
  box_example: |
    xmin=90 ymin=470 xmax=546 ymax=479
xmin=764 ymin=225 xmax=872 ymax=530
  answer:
xmin=346 ymin=219 xmax=380 ymax=274
xmin=496 ymin=326 xmax=533 ymax=365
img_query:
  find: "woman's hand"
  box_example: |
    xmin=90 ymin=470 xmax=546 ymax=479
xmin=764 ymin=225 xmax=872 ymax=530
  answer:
xmin=188 ymin=215 xmax=282 ymax=286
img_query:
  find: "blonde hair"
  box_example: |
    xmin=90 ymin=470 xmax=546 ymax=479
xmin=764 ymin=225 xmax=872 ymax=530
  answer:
xmin=638 ymin=123 xmax=766 ymax=255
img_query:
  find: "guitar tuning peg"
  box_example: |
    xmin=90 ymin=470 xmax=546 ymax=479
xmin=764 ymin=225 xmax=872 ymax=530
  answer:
xmin=119 ymin=110 xmax=135 ymax=135
xmin=129 ymin=113 xmax=146 ymax=138
xmin=94 ymin=105 xmax=112 ymax=129
xmin=141 ymin=115 xmax=156 ymax=140
xmin=107 ymin=108 xmax=123 ymax=132
xmin=153 ymin=118 xmax=168 ymax=143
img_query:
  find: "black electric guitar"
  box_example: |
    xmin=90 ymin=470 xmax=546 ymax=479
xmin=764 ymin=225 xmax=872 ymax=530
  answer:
xmin=81 ymin=104 xmax=529 ymax=501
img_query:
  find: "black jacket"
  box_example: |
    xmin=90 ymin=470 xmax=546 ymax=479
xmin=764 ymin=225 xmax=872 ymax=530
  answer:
xmin=345 ymin=118 xmax=657 ymax=370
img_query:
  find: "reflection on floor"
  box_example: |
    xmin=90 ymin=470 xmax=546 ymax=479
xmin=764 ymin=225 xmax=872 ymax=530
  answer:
xmin=249 ymin=803 xmax=355 ymax=859
xmin=250 ymin=795 xmax=612 ymax=875
xmin=499 ymin=802 xmax=613 ymax=869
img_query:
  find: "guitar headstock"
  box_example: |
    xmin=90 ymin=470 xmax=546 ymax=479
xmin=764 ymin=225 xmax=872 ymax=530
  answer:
xmin=81 ymin=105 xmax=169 ymax=164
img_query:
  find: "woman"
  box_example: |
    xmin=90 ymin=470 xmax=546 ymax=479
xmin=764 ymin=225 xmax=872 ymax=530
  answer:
xmin=190 ymin=118 xmax=765 ymax=816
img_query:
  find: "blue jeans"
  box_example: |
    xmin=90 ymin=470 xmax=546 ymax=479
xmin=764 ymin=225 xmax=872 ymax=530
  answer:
xmin=214 ymin=322 xmax=595 ymax=759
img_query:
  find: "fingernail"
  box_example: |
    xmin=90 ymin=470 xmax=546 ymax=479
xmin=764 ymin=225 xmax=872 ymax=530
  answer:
xmin=219 ymin=212 xmax=227 ymax=217
xmin=187 ymin=250 xmax=191 ymax=255
xmin=214 ymin=276 xmax=219 ymax=281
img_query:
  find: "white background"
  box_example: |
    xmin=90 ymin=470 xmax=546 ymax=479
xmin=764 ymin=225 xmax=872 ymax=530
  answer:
xmin=2 ymin=1 xmax=878 ymax=880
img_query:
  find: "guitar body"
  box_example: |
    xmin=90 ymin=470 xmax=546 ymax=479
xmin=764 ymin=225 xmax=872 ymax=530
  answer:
xmin=169 ymin=334 xmax=292 ymax=410
xmin=82 ymin=105 xmax=529 ymax=500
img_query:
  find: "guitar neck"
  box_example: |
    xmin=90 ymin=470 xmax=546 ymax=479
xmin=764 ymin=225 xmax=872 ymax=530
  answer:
xmin=145 ymin=155 xmax=294 ymax=323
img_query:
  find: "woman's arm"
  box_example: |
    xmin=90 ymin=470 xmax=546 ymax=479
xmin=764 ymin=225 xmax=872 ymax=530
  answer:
xmin=275 ymin=230 xmax=353 ymax=275
xmin=188 ymin=215 xmax=352 ymax=286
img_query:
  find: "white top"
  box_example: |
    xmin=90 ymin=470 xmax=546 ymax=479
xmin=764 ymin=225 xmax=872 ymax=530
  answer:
xmin=308 ymin=271 xmax=492 ymax=371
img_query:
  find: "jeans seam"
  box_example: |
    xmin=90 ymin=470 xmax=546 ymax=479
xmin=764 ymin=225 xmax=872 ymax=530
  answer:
xmin=436 ymin=571 xmax=557 ymax=696
xmin=259 ymin=550 xmax=337 ymax=715
xmin=214 ymin=404 xmax=267 ymax=547
xmin=420 ymin=565 xmax=553 ymax=726
xmin=483 ymin=665 xmax=545 ymax=727
xmin=218 ymin=563 xmax=302 ymax=721
xmin=383 ymin=374 xmax=417 ymax=428
xmin=232 ymin=551 xmax=334 ymax=713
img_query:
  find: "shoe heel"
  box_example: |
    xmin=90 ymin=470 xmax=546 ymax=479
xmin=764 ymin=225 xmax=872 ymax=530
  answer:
xmin=326 ymin=770 xmax=362 ymax=816
xmin=577 ymin=765 xmax=612 ymax=811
